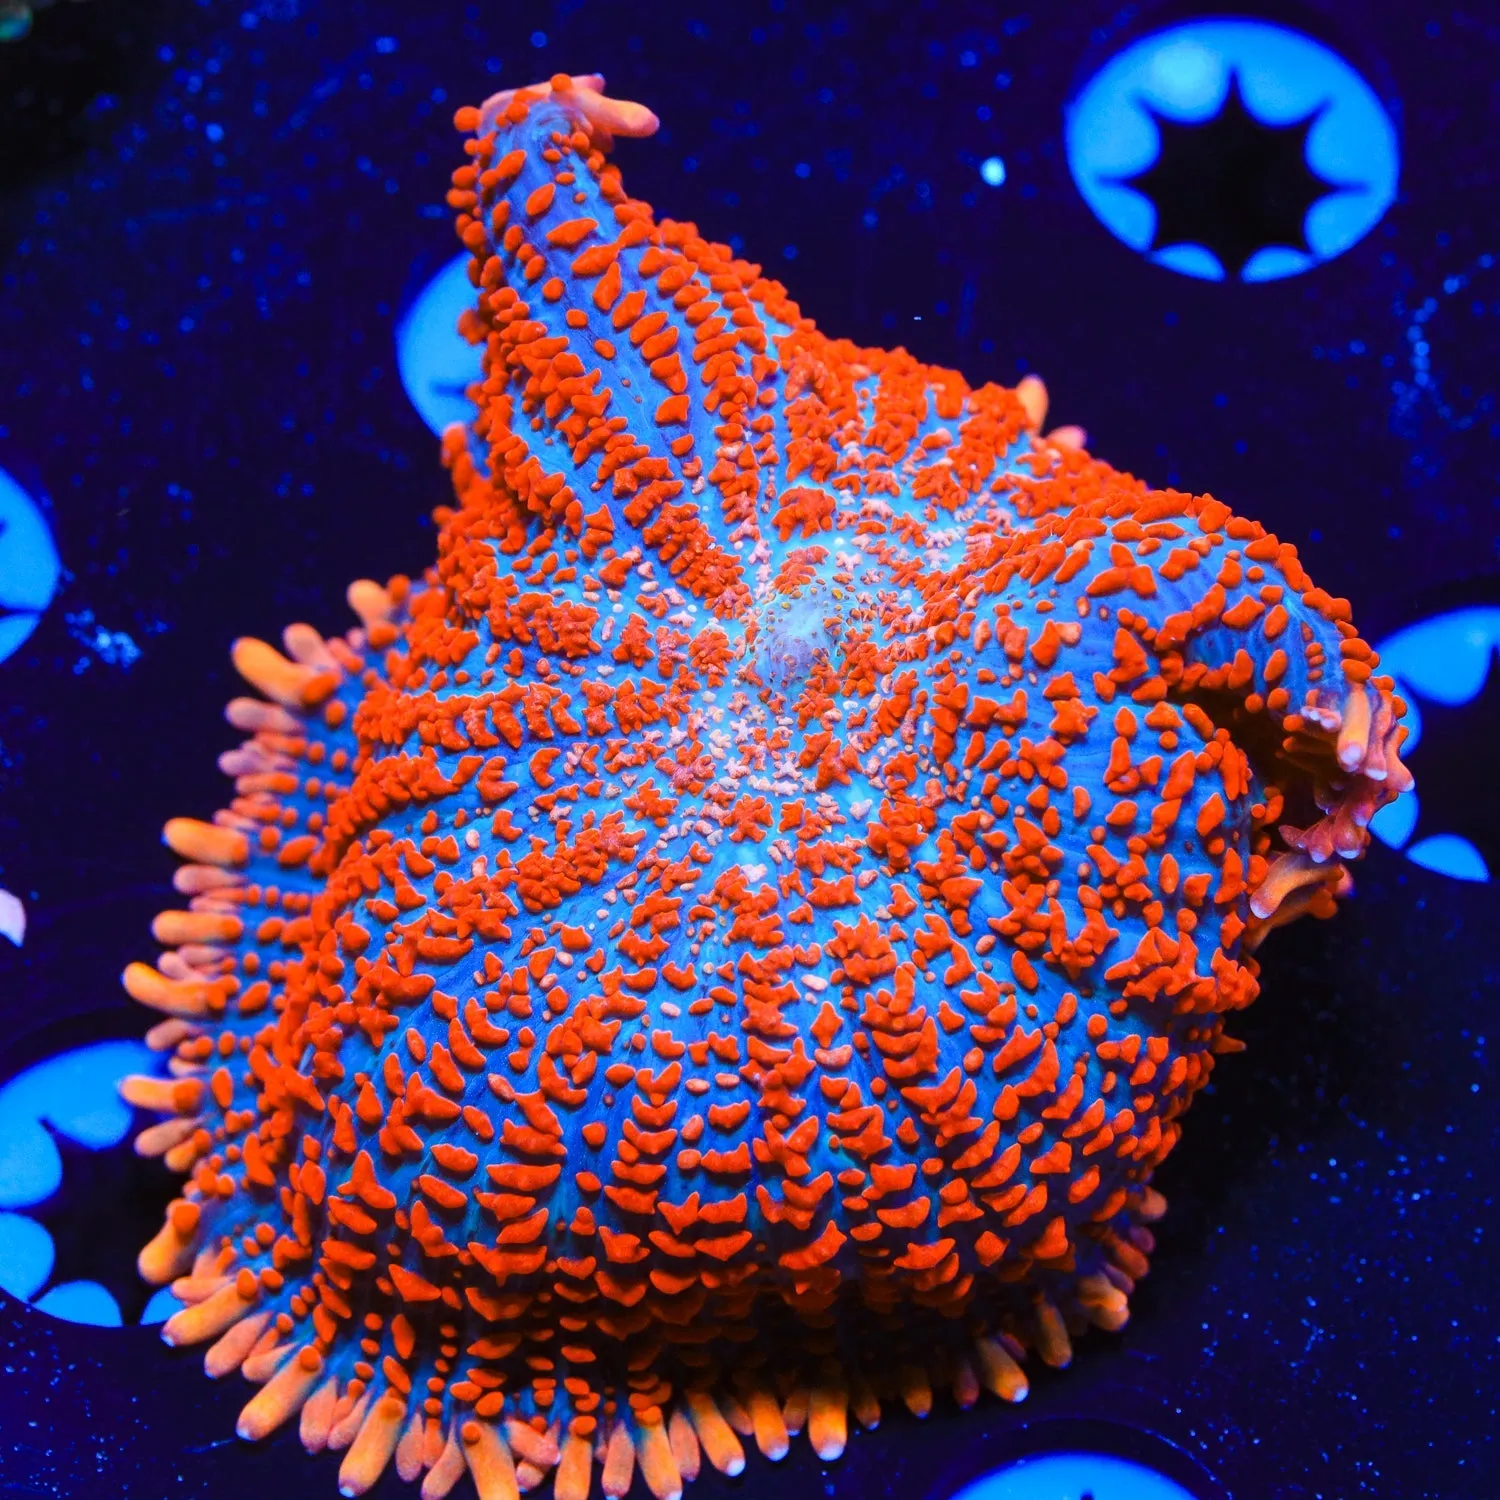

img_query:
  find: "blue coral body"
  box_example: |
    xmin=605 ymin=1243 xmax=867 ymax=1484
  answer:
xmin=119 ymin=78 xmax=1411 ymax=1500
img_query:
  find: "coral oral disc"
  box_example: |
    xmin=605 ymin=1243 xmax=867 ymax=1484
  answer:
xmin=123 ymin=70 xmax=1411 ymax=1499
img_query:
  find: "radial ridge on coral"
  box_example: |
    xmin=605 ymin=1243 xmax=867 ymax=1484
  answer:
xmin=120 ymin=72 xmax=1412 ymax=1500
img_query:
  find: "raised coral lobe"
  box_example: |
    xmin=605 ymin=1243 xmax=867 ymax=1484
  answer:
xmin=122 ymin=73 xmax=1411 ymax=1500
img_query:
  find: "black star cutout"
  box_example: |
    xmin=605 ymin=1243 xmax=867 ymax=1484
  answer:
xmin=1403 ymin=650 xmax=1500 ymax=873
xmin=26 ymin=1112 xmax=181 ymax=1322
xmin=1114 ymin=70 xmax=1348 ymax=278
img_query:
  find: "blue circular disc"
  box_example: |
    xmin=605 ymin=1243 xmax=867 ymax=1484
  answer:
xmin=950 ymin=1450 xmax=1201 ymax=1500
xmin=396 ymin=253 xmax=485 ymax=437
xmin=1065 ymin=19 xmax=1398 ymax=281
xmin=0 ymin=1040 xmax=183 ymax=1326
xmin=1368 ymin=606 xmax=1500 ymax=883
xmin=0 ymin=466 xmax=61 ymax=667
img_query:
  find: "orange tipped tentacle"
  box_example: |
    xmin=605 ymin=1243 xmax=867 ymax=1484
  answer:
xmin=339 ymin=1392 xmax=409 ymax=1497
xmin=556 ymin=1430 xmax=596 ymax=1500
xmin=136 ymin=1199 xmax=201 ymax=1284
xmin=683 ymin=1392 xmax=744 ymax=1477
xmin=1250 ymin=848 xmax=1343 ymax=920
xmin=477 ymin=73 xmax=659 ymax=147
xmin=327 ymin=1388 xmax=373 ymax=1453
xmin=462 ymin=1420 xmax=520 ymax=1500
xmin=281 ymin=621 xmax=342 ymax=672
xmin=599 ymin=1419 xmax=635 ymax=1499
xmin=504 ymin=1420 xmax=560 ymax=1470
xmin=171 ymin=862 xmax=246 ymax=895
xmin=395 ymin=1409 xmax=428 ymax=1484
xmin=636 ymin=1414 xmax=684 ymax=1500
xmin=346 ymin=578 xmax=397 ymax=631
xmin=162 ymin=817 xmax=250 ymax=867
xmin=899 ymin=1363 xmax=932 ymax=1419
xmin=420 ymin=1424 xmax=468 ymax=1500
xmin=161 ymin=1273 xmax=259 ymax=1346
xmin=223 ymin=694 xmax=301 ymax=734
xmin=240 ymin=1341 xmax=295 ymax=1383
xmin=1043 ymin=422 xmax=1088 ymax=451
xmin=237 ymin=1347 xmax=325 ymax=1441
xmin=1014 ymin=373 xmax=1049 ymax=429
xmin=121 ymin=962 xmax=219 ymax=1019
xmin=848 ymin=1374 xmax=881 ymax=1432
xmin=142 ymin=1016 xmax=198 ymax=1051
xmin=807 ymin=1378 xmax=849 ymax=1460
xmin=133 ymin=1113 xmax=202 ymax=1158
xmin=552 ymin=1429 xmax=595 ymax=1500
xmin=974 ymin=1335 xmax=1029 ymax=1402
xmin=1033 ymin=1297 xmax=1074 ymax=1368
xmin=1335 ymin=680 xmax=1372 ymax=770
xmin=204 ymin=1308 xmax=273 ymax=1378
xmin=740 ymin=1379 xmax=790 ymax=1461
xmin=150 ymin=909 xmax=244 ymax=946
xmin=120 ymin=1071 xmax=204 ymax=1113
xmin=230 ymin=636 xmax=339 ymax=711
xmin=300 ymin=1376 xmax=342 ymax=1453
xmin=666 ymin=1409 xmax=700 ymax=1483
xmin=1079 ymin=1273 xmax=1132 ymax=1331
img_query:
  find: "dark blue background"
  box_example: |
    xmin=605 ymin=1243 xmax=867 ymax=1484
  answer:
xmin=0 ymin=1 xmax=1496 ymax=1496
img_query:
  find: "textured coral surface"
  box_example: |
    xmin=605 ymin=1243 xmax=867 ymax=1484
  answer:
xmin=120 ymin=75 xmax=1411 ymax=1500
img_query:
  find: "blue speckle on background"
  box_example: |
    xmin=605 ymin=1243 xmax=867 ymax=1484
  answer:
xmin=64 ymin=608 xmax=143 ymax=671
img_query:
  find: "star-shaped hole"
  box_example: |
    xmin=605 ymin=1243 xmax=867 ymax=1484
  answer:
xmin=1113 ymin=70 xmax=1352 ymax=279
